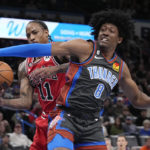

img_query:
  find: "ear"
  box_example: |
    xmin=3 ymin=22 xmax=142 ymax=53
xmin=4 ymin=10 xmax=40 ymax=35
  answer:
xmin=44 ymin=29 xmax=49 ymax=36
xmin=118 ymin=37 xmax=123 ymax=44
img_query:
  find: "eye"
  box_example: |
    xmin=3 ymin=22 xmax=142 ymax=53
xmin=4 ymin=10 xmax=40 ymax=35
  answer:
xmin=100 ymin=27 xmax=106 ymax=32
xmin=32 ymin=31 xmax=38 ymax=35
xmin=109 ymin=28 xmax=115 ymax=33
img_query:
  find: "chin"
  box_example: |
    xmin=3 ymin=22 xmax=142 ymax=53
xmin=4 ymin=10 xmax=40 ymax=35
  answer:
xmin=99 ymin=44 xmax=108 ymax=51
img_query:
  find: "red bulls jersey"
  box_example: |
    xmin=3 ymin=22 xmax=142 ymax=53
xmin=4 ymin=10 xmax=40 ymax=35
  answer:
xmin=26 ymin=56 xmax=66 ymax=114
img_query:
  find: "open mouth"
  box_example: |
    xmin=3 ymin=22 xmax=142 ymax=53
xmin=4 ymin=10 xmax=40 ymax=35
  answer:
xmin=100 ymin=38 xmax=109 ymax=42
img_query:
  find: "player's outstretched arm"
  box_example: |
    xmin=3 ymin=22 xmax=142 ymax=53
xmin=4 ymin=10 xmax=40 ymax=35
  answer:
xmin=0 ymin=61 xmax=33 ymax=110
xmin=0 ymin=43 xmax=51 ymax=57
xmin=119 ymin=62 xmax=150 ymax=108
xmin=0 ymin=39 xmax=93 ymax=60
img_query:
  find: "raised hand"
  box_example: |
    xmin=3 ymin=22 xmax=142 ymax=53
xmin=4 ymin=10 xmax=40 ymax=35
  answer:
xmin=28 ymin=66 xmax=59 ymax=87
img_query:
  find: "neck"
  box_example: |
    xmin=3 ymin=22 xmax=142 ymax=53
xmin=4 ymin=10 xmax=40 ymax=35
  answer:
xmin=101 ymin=49 xmax=115 ymax=60
xmin=117 ymin=147 xmax=126 ymax=150
xmin=99 ymin=43 xmax=116 ymax=60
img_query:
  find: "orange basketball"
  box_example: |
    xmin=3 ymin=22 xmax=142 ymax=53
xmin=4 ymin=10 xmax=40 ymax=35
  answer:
xmin=0 ymin=61 xmax=14 ymax=88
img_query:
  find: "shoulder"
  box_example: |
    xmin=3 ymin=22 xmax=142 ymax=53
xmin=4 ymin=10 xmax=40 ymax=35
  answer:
xmin=66 ymin=39 xmax=94 ymax=61
xmin=8 ymin=133 xmax=15 ymax=137
xmin=77 ymin=39 xmax=94 ymax=47
xmin=18 ymin=60 xmax=26 ymax=72
xmin=18 ymin=60 xmax=27 ymax=80
xmin=65 ymin=38 xmax=93 ymax=48
xmin=21 ymin=133 xmax=28 ymax=138
xmin=120 ymin=61 xmax=131 ymax=80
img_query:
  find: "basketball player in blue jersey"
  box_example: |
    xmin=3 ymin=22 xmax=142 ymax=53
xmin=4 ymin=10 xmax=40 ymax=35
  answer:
xmin=0 ymin=9 xmax=150 ymax=150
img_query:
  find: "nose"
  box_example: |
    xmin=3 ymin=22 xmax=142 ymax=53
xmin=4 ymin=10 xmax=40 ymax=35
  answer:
xmin=29 ymin=34 xmax=35 ymax=42
xmin=102 ymin=29 xmax=109 ymax=35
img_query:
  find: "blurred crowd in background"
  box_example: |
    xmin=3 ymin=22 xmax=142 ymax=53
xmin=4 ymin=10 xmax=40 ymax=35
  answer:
xmin=0 ymin=0 xmax=150 ymax=150
xmin=0 ymin=0 xmax=150 ymax=23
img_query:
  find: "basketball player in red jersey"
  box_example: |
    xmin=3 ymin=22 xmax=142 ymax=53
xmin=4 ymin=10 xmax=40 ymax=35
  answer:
xmin=0 ymin=20 xmax=68 ymax=150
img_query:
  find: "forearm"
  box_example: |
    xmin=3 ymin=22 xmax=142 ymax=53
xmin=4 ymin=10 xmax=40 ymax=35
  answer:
xmin=1 ymin=97 xmax=31 ymax=110
xmin=46 ymin=63 xmax=69 ymax=77
xmin=0 ymin=43 xmax=51 ymax=57
xmin=120 ymin=63 xmax=150 ymax=109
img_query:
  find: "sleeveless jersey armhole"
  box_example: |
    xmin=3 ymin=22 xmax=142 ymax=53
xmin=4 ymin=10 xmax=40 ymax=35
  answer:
xmin=71 ymin=40 xmax=96 ymax=66
xmin=119 ymin=60 xmax=124 ymax=80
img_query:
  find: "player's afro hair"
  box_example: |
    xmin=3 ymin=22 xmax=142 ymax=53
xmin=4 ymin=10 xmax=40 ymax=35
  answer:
xmin=89 ymin=9 xmax=135 ymax=42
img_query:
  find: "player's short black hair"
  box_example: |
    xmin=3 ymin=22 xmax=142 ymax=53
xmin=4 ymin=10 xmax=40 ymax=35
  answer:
xmin=89 ymin=9 xmax=135 ymax=42
xmin=28 ymin=20 xmax=52 ymax=41
xmin=29 ymin=20 xmax=48 ymax=30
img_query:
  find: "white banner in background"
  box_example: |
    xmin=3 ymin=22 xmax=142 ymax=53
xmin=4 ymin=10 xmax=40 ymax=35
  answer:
xmin=0 ymin=17 xmax=94 ymax=41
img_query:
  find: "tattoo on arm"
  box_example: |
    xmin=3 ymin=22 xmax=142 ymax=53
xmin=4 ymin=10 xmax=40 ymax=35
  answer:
xmin=18 ymin=60 xmax=34 ymax=99
xmin=18 ymin=61 xmax=27 ymax=82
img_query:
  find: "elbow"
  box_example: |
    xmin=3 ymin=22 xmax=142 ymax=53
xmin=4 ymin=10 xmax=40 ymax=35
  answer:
xmin=130 ymin=96 xmax=144 ymax=109
xmin=129 ymin=95 xmax=140 ymax=108
xmin=131 ymin=100 xmax=141 ymax=109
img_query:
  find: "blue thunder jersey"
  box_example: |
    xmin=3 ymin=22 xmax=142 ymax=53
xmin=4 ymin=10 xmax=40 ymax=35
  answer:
xmin=57 ymin=41 xmax=124 ymax=112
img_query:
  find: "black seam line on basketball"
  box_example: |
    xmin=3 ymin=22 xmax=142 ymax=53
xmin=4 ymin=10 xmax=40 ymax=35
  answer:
xmin=0 ymin=63 xmax=3 ymax=66
xmin=0 ymin=74 xmax=11 ymax=83
xmin=0 ymin=70 xmax=12 ymax=72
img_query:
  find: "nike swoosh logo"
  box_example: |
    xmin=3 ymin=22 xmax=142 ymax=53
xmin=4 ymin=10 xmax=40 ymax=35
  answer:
xmin=94 ymin=56 xmax=104 ymax=59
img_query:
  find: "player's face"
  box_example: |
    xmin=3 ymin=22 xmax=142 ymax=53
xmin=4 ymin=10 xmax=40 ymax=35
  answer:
xmin=117 ymin=137 xmax=128 ymax=149
xmin=98 ymin=23 xmax=123 ymax=51
xmin=26 ymin=23 xmax=49 ymax=44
